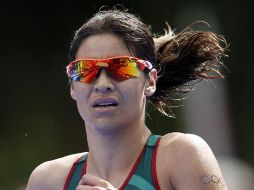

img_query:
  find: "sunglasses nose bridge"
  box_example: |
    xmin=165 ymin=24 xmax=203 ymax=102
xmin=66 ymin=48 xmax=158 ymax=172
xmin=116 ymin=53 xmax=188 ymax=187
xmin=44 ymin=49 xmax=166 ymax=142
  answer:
xmin=96 ymin=66 xmax=110 ymax=77
xmin=95 ymin=62 xmax=109 ymax=75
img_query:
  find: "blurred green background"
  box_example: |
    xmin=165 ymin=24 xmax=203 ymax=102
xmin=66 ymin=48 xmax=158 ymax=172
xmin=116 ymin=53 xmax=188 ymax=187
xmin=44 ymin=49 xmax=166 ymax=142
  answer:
xmin=1 ymin=0 xmax=254 ymax=189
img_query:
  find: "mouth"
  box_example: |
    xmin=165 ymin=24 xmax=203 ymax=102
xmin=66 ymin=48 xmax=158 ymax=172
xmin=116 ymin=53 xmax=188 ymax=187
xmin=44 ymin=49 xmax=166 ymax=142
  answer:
xmin=92 ymin=98 xmax=119 ymax=109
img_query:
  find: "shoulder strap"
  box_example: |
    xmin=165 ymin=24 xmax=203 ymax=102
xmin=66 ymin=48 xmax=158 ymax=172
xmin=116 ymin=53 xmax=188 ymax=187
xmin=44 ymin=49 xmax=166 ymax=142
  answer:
xmin=146 ymin=134 xmax=161 ymax=147
xmin=63 ymin=153 xmax=88 ymax=190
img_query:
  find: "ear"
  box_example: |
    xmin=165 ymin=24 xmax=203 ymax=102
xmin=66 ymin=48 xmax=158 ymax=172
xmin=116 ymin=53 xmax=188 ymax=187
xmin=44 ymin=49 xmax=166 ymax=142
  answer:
xmin=70 ymin=84 xmax=77 ymax=101
xmin=145 ymin=69 xmax=157 ymax=97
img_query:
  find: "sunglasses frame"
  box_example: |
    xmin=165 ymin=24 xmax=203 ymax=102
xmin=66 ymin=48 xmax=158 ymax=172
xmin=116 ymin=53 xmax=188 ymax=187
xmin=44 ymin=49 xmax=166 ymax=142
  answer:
xmin=66 ymin=56 xmax=153 ymax=83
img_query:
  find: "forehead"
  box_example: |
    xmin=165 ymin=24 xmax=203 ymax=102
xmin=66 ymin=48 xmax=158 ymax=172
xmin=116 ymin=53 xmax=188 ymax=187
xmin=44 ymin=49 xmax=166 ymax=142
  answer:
xmin=76 ymin=33 xmax=131 ymax=59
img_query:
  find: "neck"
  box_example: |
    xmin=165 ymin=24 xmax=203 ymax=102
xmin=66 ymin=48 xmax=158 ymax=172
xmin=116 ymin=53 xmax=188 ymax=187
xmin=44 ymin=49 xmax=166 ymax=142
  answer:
xmin=85 ymin=120 xmax=151 ymax=183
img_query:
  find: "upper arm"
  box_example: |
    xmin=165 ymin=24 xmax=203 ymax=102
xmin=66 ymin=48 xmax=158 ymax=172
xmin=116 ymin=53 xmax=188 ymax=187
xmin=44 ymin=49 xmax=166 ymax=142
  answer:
xmin=26 ymin=162 xmax=54 ymax=190
xmin=163 ymin=133 xmax=227 ymax=190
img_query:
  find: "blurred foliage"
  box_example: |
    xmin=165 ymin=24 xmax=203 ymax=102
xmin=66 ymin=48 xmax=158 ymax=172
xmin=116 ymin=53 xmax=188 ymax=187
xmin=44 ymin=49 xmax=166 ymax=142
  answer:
xmin=0 ymin=0 xmax=253 ymax=189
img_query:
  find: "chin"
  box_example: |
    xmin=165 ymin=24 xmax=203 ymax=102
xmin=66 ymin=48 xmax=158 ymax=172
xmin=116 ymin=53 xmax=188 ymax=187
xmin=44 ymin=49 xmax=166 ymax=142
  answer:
xmin=84 ymin=111 xmax=141 ymax=134
xmin=89 ymin=117 xmax=128 ymax=134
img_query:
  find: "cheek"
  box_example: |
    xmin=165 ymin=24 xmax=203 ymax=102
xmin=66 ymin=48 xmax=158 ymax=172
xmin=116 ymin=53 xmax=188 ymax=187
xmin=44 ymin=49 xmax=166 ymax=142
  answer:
xmin=73 ymin=87 xmax=91 ymax=121
xmin=120 ymin=81 xmax=146 ymax=108
xmin=72 ymin=83 xmax=91 ymax=108
xmin=72 ymin=82 xmax=91 ymax=97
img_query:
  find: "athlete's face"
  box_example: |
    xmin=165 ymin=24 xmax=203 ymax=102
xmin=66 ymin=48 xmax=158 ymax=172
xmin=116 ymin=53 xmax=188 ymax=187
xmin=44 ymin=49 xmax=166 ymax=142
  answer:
xmin=70 ymin=33 xmax=156 ymax=133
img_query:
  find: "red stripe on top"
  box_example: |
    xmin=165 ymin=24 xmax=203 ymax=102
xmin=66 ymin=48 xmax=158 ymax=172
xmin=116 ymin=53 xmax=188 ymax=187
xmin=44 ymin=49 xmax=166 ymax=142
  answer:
xmin=118 ymin=147 xmax=146 ymax=190
xmin=63 ymin=156 xmax=83 ymax=190
xmin=152 ymin=137 xmax=161 ymax=190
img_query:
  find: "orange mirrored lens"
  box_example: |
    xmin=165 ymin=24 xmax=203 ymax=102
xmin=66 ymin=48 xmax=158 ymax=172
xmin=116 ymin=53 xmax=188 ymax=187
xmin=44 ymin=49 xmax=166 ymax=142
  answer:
xmin=107 ymin=59 xmax=140 ymax=80
xmin=79 ymin=69 xmax=99 ymax=83
xmin=73 ymin=60 xmax=99 ymax=82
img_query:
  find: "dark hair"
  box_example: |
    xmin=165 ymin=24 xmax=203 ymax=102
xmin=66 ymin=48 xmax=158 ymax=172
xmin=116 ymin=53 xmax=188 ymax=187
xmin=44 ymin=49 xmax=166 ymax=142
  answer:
xmin=69 ymin=8 xmax=227 ymax=117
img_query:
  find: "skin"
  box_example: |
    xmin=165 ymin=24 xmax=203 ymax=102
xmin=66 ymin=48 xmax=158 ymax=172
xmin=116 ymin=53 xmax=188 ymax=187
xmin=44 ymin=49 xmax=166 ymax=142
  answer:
xmin=26 ymin=33 xmax=227 ymax=190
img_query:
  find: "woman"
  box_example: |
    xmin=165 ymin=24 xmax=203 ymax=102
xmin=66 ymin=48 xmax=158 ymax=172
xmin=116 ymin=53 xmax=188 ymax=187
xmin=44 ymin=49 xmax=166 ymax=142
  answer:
xmin=27 ymin=8 xmax=228 ymax=190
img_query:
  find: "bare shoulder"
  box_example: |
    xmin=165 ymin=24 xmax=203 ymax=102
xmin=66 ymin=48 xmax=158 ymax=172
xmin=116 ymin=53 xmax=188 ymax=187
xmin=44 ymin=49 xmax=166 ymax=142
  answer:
xmin=160 ymin=132 xmax=214 ymax=155
xmin=26 ymin=152 xmax=86 ymax=190
xmin=158 ymin=133 xmax=227 ymax=189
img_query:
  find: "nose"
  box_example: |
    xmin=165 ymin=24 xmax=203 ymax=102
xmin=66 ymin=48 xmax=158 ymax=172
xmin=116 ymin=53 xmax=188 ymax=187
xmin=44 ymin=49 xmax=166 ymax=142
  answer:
xmin=93 ymin=69 xmax=115 ymax=93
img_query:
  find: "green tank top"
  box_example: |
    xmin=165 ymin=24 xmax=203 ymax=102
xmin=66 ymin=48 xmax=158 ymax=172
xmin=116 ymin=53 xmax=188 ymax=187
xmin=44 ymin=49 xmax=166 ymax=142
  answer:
xmin=63 ymin=134 xmax=161 ymax=190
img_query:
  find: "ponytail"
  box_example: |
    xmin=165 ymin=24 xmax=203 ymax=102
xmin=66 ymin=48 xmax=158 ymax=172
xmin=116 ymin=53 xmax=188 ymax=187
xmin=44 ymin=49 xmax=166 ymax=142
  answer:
xmin=149 ymin=24 xmax=228 ymax=117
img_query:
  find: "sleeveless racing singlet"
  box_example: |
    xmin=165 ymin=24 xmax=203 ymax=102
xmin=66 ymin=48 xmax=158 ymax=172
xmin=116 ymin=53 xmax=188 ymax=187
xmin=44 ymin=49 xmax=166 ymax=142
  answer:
xmin=63 ymin=134 xmax=161 ymax=190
